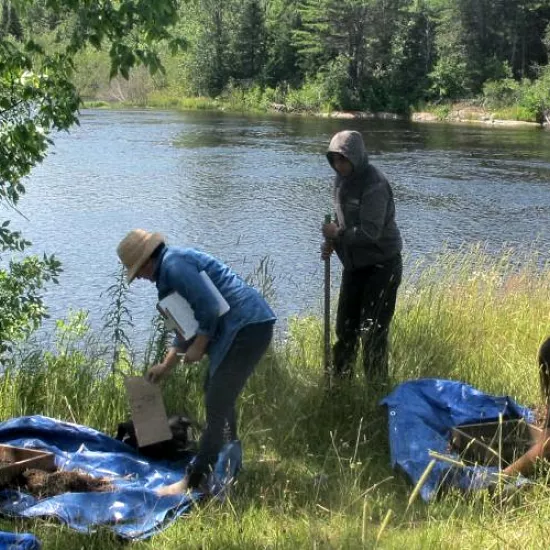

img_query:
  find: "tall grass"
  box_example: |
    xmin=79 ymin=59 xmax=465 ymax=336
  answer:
xmin=1 ymin=247 xmax=550 ymax=548
xmin=393 ymin=245 xmax=550 ymax=405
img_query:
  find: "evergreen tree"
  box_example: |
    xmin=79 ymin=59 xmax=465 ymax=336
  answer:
xmin=233 ymin=0 xmax=267 ymax=81
xmin=264 ymin=0 xmax=301 ymax=86
xmin=0 ymin=0 xmax=23 ymax=40
xmin=429 ymin=1 xmax=472 ymax=98
xmin=182 ymin=0 xmax=232 ymax=95
xmin=292 ymin=0 xmax=332 ymax=74
xmin=381 ymin=2 xmax=436 ymax=111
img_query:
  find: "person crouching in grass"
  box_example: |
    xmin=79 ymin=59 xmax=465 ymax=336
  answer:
xmin=503 ymin=336 xmax=550 ymax=477
xmin=117 ymin=229 xmax=276 ymax=494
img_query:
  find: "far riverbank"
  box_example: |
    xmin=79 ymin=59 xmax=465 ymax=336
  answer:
xmin=83 ymin=97 xmax=548 ymax=130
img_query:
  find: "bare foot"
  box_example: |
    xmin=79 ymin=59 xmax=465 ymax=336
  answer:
xmin=156 ymin=477 xmax=189 ymax=496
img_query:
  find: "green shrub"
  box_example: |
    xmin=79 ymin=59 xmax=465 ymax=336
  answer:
xmin=483 ymin=78 xmax=521 ymax=109
xmin=492 ymin=105 xmax=537 ymax=122
xmin=317 ymin=55 xmax=356 ymax=111
xmin=519 ymin=68 xmax=550 ymax=123
xmin=285 ymin=78 xmax=325 ymax=112
xmin=483 ymin=68 xmax=550 ymax=123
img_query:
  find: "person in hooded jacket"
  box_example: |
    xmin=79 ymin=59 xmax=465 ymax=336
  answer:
xmin=321 ymin=130 xmax=402 ymax=381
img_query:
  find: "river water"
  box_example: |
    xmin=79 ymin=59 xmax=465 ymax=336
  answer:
xmin=13 ymin=109 xmax=550 ymax=348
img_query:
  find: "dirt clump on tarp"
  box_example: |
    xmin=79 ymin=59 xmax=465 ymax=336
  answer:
xmin=7 ymin=469 xmax=114 ymax=498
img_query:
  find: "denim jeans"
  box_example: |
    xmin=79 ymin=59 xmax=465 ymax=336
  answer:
xmin=189 ymin=321 xmax=274 ymax=481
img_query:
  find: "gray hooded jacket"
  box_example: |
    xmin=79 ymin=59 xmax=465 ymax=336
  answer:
xmin=327 ymin=130 xmax=402 ymax=270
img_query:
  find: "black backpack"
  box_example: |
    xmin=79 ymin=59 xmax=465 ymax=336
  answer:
xmin=115 ymin=415 xmax=198 ymax=460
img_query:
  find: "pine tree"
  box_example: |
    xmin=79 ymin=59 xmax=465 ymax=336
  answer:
xmin=232 ymin=0 xmax=267 ymax=81
xmin=1 ymin=0 xmax=23 ymax=40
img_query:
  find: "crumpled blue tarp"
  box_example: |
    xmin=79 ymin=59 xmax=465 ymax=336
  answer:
xmin=381 ymin=378 xmax=534 ymax=501
xmin=0 ymin=531 xmax=41 ymax=550
xmin=0 ymin=415 xmax=241 ymax=540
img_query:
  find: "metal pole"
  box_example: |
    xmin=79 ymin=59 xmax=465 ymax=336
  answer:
xmin=324 ymin=214 xmax=332 ymax=385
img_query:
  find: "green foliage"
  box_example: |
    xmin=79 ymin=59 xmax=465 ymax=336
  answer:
xmin=147 ymin=93 xmax=219 ymax=111
xmin=0 ymin=0 xmax=182 ymax=357
xmin=318 ymin=55 xmax=356 ymax=110
xmin=72 ymin=46 xmax=111 ymax=99
xmin=429 ymin=103 xmax=452 ymax=120
xmin=1 ymin=0 xmax=23 ymax=40
xmin=264 ymin=2 xmax=300 ymax=87
xmin=428 ymin=3 xmax=471 ymax=99
xmin=483 ymin=78 xmax=521 ymax=109
xmin=544 ymin=21 xmax=550 ymax=54
xmin=482 ymin=65 xmax=550 ymax=121
xmin=232 ymin=0 xmax=267 ymax=81
xmin=3 ymin=248 xmax=550 ymax=547
xmin=292 ymin=0 xmax=332 ymax=74
xmin=0 ymin=250 xmax=62 ymax=354
xmin=29 ymin=0 xmax=550 ymax=115
xmin=491 ymin=105 xmax=536 ymax=122
xmin=101 ymin=266 xmax=134 ymax=372
xmin=142 ymin=312 xmax=170 ymax=371
xmin=3 ymin=310 xmax=127 ymax=430
xmin=519 ymin=65 xmax=550 ymax=122
xmin=392 ymin=245 xmax=550 ymax=397
xmin=429 ymin=55 xmax=470 ymax=99
xmin=177 ymin=0 xmax=231 ymax=96
xmin=285 ymin=76 xmax=327 ymax=112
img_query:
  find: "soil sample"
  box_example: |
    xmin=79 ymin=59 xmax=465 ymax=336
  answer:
xmin=7 ymin=469 xmax=114 ymax=498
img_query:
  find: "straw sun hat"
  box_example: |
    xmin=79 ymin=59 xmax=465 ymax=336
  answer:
xmin=117 ymin=229 xmax=165 ymax=283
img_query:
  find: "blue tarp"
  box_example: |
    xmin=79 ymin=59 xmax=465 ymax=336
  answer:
xmin=381 ymin=378 xmax=534 ymax=501
xmin=0 ymin=532 xmax=41 ymax=550
xmin=0 ymin=416 xmax=241 ymax=540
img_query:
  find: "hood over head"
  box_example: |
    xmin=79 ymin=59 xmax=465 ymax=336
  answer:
xmin=326 ymin=130 xmax=369 ymax=173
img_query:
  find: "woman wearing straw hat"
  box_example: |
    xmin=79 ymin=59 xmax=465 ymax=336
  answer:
xmin=117 ymin=229 xmax=276 ymax=494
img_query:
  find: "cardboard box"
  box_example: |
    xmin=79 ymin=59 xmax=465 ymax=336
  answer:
xmin=124 ymin=376 xmax=172 ymax=448
xmin=450 ymin=418 xmax=543 ymax=467
xmin=0 ymin=444 xmax=56 ymax=484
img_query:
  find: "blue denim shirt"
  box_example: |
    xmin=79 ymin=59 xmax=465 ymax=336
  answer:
xmin=154 ymin=246 xmax=276 ymax=375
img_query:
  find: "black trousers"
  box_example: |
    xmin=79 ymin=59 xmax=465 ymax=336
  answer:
xmin=189 ymin=322 xmax=274 ymax=483
xmin=333 ymin=254 xmax=402 ymax=379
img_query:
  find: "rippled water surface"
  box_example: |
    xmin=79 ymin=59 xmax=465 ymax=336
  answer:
xmin=14 ymin=109 xmax=550 ymax=345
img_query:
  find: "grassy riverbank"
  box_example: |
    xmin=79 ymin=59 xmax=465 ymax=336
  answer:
xmin=78 ymin=64 xmax=550 ymax=128
xmin=1 ymin=247 xmax=550 ymax=548
xmin=411 ymin=101 xmax=543 ymax=128
xmin=82 ymin=94 xmax=547 ymax=130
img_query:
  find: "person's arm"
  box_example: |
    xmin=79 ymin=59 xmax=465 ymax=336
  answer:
xmin=502 ymin=427 xmax=550 ymax=476
xmin=164 ymin=256 xmax=221 ymax=341
xmin=183 ymin=333 xmax=209 ymax=364
xmin=146 ymin=345 xmax=184 ymax=383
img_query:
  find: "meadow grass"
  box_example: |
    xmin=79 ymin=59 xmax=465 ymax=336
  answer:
xmin=81 ymin=95 xmax=220 ymax=112
xmin=1 ymin=247 xmax=550 ymax=549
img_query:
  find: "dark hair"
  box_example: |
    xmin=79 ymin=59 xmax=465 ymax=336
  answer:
xmin=538 ymin=336 xmax=550 ymax=403
xmin=150 ymin=242 xmax=166 ymax=261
